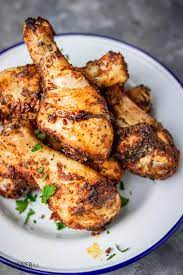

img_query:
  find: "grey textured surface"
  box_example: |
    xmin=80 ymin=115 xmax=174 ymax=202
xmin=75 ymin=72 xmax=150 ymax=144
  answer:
xmin=0 ymin=0 xmax=182 ymax=274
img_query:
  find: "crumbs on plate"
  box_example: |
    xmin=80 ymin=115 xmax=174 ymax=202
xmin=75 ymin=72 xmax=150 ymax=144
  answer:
xmin=86 ymin=242 xmax=102 ymax=259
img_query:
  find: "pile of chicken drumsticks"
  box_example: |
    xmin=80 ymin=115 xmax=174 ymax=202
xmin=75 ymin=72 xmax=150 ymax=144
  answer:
xmin=0 ymin=17 xmax=179 ymax=231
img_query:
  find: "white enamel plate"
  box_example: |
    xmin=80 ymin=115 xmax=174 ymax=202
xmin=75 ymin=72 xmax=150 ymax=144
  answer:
xmin=0 ymin=34 xmax=183 ymax=274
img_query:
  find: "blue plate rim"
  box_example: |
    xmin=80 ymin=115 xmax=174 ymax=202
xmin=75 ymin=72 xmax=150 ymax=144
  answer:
xmin=0 ymin=32 xmax=182 ymax=275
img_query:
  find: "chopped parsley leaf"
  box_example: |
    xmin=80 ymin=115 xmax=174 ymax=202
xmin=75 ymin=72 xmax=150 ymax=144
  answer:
xmin=42 ymin=173 xmax=48 ymax=181
xmin=41 ymin=185 xmax=57 ymax=204
xmin=34 ymin=129 xmax=46 ymax=142
xmin=33 ymin=220 xmax=37 ymax=224
xmin=16 ymin=192 xmax=37 ymax=213
xmin=27 ymin=192 xmax=37 ymax=202
xmin=56 ymin=221 xmax=66 ymax=230
xmin=115 ymin=244 xmax=129 ymax=253
xmin=106 ymin=253 xmax=116 ymax=260
xmin=16 ymin=199 xmax=28 ymax=214
xmin=38 ymin=167 xmax=44 ymax=174
xmin=31 ymin=143 xmax=42 ymax=152
xmin=119 ymin=181 xmax=125 ymax=190
xmin=24 ymin=209 xmax=35 ymax=225
xmin=121 ymin=196 xmax=129 ymax=207
xmin=107 ymin=230 xmax=110 ymax=234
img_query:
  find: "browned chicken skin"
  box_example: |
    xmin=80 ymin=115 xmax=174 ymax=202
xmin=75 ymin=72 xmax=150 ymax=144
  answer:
xmin=0 ymin=56 xmax=125 ymax=199
xmin=0 ymin=123 xmax=121 ymax=231
xmin=82 ymin=51 xmax=129 ymax=88
xmin=0 ymin=64 xmax=41 ymax=122
xmin=105 ymin=85 xmax=179 ymax=180
xmin=0 ymin=160 xmax=37 ymax=199
xmin=125 ymin=85 xmax=152 ymax=113
xmin=23 ymin=17 xmax=114 ymax=162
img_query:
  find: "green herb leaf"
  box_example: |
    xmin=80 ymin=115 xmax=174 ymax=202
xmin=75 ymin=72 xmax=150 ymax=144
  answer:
xmin=41 ymin=185 xmax=57 ymax=204
xmin=34 ymin=129 xmax=46 ymax=142
xmin=119 ymin=181 xmax=125 ymax=190
xmin=16 ymin=199 xmax=28 ymax=214
xmin=121 ymin=196 xmax=129 ymax=207
xmin=27 ymin=192 xmax=37 ymax=202
xmin=106 ymin=254 xmax=116 ymax=260
xmin=106 ymin=230 xmax=110 ymax=234
xmin=38 ymin=167 xmax=44 ymax=174
xmin=24 ymin=209 xmax=35 ymax=225
xmin=56 ymin=221 xmax=66 ymax=230
xmin=31 ymin=143 xmax=43 ymax=152
xmin=33 ymin=220 xmax=37 ymax=224
xmin=42 ymin=173 xmax=48 ymax=181
xmin=115 ymin=244 xmax=129 ymax=253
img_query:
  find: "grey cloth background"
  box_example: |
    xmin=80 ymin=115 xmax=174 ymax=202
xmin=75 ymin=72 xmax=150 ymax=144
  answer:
xmin=0 ymin=0 xmax=183 ymax=274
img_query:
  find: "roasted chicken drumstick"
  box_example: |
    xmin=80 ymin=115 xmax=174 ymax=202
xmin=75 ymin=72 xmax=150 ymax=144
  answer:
xmin=0 ymin=57 xmax=125 ymax=199
xmin=106 ymin=85 xmax=179 ymax=180
xmin=23 ymin=17 xmax=114 ymax=162
xmin=0 ymin=123 xmax=121 ymax=230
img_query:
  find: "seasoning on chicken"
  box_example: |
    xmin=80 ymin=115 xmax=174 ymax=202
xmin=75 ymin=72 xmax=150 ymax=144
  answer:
xmin=0 ymin=51 xmax=129 ymax=123
xmin=105 ymin=85 xmax=179 ymax=180
xmin=125 ymin=85 xmax=152 ymax=113
xmin=23 ymin=17 xmax=114 ymax=162
xmin=82 ymin=51 xmax=129 ymax=88
xmin=0 ymin=64 xmax=41 ymax=122
xmin=0 ymin=64 xmax=123 ymax=190
xmin=0 ymin=160 xmax=37 ymax=199
xmin=0 ymin=123 xmax=121 ymax=230
xmin=88 ymin=158 xmax=123 ymax=182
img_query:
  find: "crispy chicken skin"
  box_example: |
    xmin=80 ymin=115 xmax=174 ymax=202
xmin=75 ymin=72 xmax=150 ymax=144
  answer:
xmin=0 ymin=64 xmax=41 ymax=121
xmin=46 ymin=136 xmax=123 ymax=182
xmin=106 ymin=85 xmax=179 ymax=180
xmin=82 ymin=51 xmax=129 ymax=88
xmin=87 ymin=158 xmax=123 ymax=182
xmin=125 ymin=85 xmax=152 ymax=113
xmin=0 ymin=64 xmax=122 ymax=194
xmin=0 ymin=123 xmax=121 ymax=230
xmin=0 ymin=161 xmax=37 ymax=199
xmin=0 ymin=50 xmax=128 ymax=121
xmin=23 ymin=17 xmax=114 ymax=162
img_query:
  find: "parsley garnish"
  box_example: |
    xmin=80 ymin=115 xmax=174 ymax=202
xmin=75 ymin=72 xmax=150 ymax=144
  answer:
xmin=31 ymin=143 xmax=42 ymax=152
xmin=27 ymin=192 xmax=37 ymax=202
xmin=120 ymin=181 xmax=125 ymax=190
xmin=16 ymin=192 xmax=37 ymax=213
xmin=24 ymin=209 xmax=35 ymax=225
xmin=41 ymin=185 xmax=57 ymax=204
xmin=34 ymin=129 xmax=46 ymax=142
xmin=115 ymin=244 xmax=129 ymax=253
xmin=56 ymin=221 xmax=65 ymax=230
xmin=38 ymin=167 xmax=44 ymax=174
xmin=121 ymin=196 xmax=129 ymax=207
xmin=16 ymin=199 xmax=29 ymax=214
xmin=107 ymin=230 xmax=110 ymax=234
xmin=106 ymin=254 xmax=116 ymax=260
xmin=42 ymin=173 xmax=48 ymax=181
